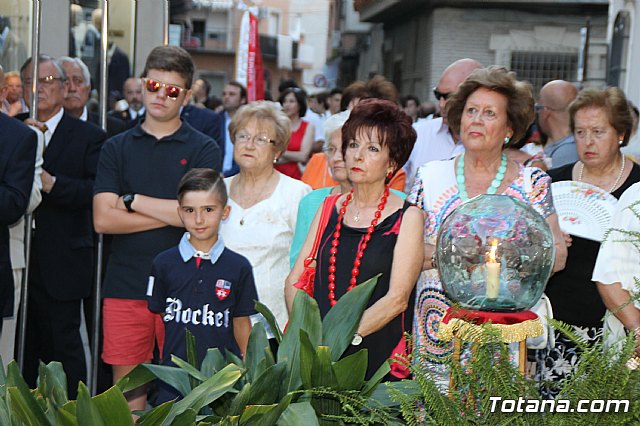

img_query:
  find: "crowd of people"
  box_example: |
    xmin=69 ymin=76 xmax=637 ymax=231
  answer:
xmin=0 ymin=44 xmax=640 ymax=412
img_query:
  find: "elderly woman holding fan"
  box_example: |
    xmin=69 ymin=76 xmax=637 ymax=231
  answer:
xmin=536 ymin=87 xmax=640 ymax=395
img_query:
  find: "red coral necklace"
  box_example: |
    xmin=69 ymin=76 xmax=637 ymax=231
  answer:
xmin=327 ymin=187 xmax=390 ymax=306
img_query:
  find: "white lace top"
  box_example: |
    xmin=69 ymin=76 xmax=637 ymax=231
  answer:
xmin=221 ymin=172 xmax=311 ymax=334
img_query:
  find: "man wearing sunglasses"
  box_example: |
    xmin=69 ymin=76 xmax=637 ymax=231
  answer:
xmin=121 ymin=80 xmax=224 ymax=166
xmin=18 ymin=54 xmax=107 ymax=399
xmin=536 ymin=80 xmax=579 ymax=168
xmin=403 ymin=58 xmax=482 ymax=192
xmin=93 ymin=45 xmax=221 ymax=412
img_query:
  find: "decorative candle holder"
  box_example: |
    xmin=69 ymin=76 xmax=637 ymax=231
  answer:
xmin=435 ymin=194 xmax=555 ymax=312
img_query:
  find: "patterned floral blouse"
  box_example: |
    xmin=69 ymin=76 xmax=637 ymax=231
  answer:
xmin=408 ymin=157 xmax=555 ymax=384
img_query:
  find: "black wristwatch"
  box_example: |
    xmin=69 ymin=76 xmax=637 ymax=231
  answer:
xmin=123 ymin=193 xmax=136 ymax=213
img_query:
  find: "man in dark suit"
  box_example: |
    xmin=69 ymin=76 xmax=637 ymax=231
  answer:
xmin=218 ymin=81 xmax=247 ymax=176
xmin=108 ymin=77 xmax=144 ymax=124
xmin=106 ymin=43 xmax=131 ymax=109
xmin=59 ymin=56 xmax=123 ymax=392
xmin=20 ymin=55 xmax=106 ymax=398
xmin=59 ymin=56 xmax=125 ymax=138
xmin=180 ymin=102 xmax=222 ymax=147
xmin=0 ymin=66 xmax=37 ymax=334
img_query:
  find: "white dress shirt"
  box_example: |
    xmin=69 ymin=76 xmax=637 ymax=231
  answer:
xmin=79 ymin=106 xmax=88 ymax=122
xmin=43 ymin=107 xmax=65 ymax=147
xmin=403 ymin=117 xmax=464 ymax=192
xmin=129 ymin=106 xmax=145 ymax=120
xmin=304 ymin=109 xmax=329 ymax=142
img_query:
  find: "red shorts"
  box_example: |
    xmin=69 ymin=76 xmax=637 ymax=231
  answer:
xmin=102 ymin=298 xmax=165 ymax=366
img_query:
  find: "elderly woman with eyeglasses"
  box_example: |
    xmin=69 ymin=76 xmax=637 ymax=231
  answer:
xmin=536 ymin=87 xmax=640 ymax=397
xmin=220 ymin=102 xmax=311 ymax=341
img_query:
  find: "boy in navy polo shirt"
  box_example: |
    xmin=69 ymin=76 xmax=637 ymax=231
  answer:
xmin=147 ymin=168 xmax=257 ymax=403
xmin=94 ymin=45 xmax=221 ymax=411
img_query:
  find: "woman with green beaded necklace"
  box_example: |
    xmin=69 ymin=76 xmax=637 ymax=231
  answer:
xmin=407 ymin=66 xmax=568 ymax=389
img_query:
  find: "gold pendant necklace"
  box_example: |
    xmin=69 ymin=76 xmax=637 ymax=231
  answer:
xmin=235 ymin=171 xmax=275 ymax=227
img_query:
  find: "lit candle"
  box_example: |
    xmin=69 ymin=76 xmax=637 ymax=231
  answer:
xmin=485 ymin=239 xmax=500 ymax=299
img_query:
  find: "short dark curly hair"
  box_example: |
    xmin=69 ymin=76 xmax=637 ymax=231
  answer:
xmin=445 ymin=66 xmax=534 ymax=147
xmin=568 ymin=87 xmax=633 ymax=147
xmin=341 ymin=98 xmax=416 ymax=173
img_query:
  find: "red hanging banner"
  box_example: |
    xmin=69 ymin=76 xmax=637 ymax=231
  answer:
xmin=236 ymin=11 xmax=264 ymax=101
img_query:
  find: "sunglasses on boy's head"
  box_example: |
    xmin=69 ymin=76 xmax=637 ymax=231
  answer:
xmin=142 ymin=78 xmax=185 ymax=100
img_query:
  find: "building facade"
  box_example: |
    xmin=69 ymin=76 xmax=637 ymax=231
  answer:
xmin=352 ymin=0 xmax=609 ymax=102
xmin=326 ymin=0 xmax=373 ymax=89
xmin=607 ymin=0 xmax=639 ymax=105
xmin=172 ymin=0 xmax=324 ymax=99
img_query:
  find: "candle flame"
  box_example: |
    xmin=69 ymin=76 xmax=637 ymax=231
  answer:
xmin=488 ymin=239 xmax=498 ymax=263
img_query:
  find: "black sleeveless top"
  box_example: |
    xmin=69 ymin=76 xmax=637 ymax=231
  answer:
xmin=313 ymin=200 xmax=415 ymax=380
xmin=545 ymin=161 xmax=640 ymax=327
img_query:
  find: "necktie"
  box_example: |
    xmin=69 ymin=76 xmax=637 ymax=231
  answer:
xmin=42 ymin=125 xmax=52 ymax=147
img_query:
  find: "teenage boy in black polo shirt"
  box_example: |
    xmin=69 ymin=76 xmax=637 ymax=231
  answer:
xmin=93 ymin=45 xmax=221 ymax=411
xmin=147 ymin=168 xmax=257 ymax=404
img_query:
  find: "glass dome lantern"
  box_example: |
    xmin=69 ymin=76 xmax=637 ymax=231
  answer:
xmin=435 ymin=194 xmax=555 ymax=312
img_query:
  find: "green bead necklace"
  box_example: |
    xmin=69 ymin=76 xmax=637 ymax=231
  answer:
xmin=456 ymin=152 xmax=508 ymax=201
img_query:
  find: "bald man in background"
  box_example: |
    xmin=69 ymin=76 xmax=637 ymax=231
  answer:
xmin=403 ymin=58 xmax=482 ymax=191
xmin=536 ymin=80 xmax=579 ymax=168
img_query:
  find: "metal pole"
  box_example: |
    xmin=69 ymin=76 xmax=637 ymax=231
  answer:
xmin=583 ymin=18 xmax=591 ymax=83
xmin=89 ymin=0 xmax=110 ymax=396
xmin=99 ymin=1 xmax=109 ymax=134
xmin=163 ymin=0 xmax=170 ymax=45
xmin=17 ymin=0 xmax=41 ymax=373
xmin=28 ymin=1 xmax=40 ymax=119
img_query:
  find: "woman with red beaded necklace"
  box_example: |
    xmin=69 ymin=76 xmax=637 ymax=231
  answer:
xmin=285 ymin=99 xmax=424 ymax=380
